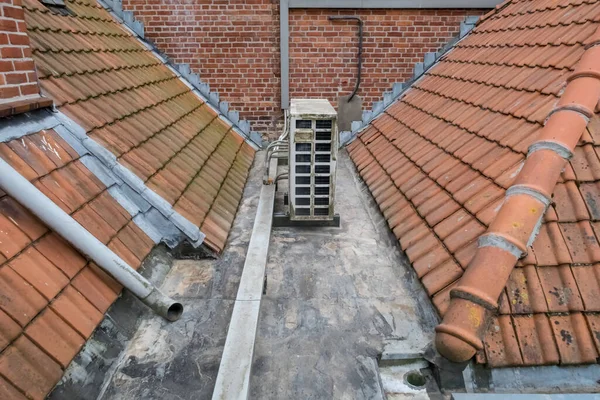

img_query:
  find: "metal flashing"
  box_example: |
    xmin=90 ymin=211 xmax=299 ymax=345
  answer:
xmin=0 ymin=111 xmax=60 ymax=143
xmin=97 ymin=0 xmax=263 ymax=150
xmin=51 ymin=110 xmax=207 ymax=249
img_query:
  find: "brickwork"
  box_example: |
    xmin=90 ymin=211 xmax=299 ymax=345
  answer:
xmin=122 ymin=0 xmax=282 ymax=136
xmin=289 ymin=9 xmax=487 ymax=113
xmin=0 ymin=0 xmax=40 ymax=102
xmin=120 ymin=1 xmax=487 ymax=137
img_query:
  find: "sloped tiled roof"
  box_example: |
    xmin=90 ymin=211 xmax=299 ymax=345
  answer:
xmin=348 ymin=0 xmax=600 ymax=367
xmin=22 ymin=0 xmax=256 ymax=252
xmin=0 ymin=128 xmax=156 ymax=398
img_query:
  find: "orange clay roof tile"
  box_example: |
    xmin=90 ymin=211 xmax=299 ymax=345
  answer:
xmin=348 ymin=0 xmax=600 ymax=368
xmin=21 ymin=0 xmax=255 ymax=253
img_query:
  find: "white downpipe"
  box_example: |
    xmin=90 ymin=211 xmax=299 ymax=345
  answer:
xmin=0 ymin=157 xmax=183 ymax=321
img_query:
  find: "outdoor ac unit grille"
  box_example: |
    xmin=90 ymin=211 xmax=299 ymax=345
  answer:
xmin=288 ymin=100 xmax=337 ymax=221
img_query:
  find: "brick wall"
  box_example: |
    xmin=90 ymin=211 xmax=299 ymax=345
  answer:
xmin=0 ymin=0 xmax=40 ymax=102
xmin=289 ymin=9 xmax=486 ymax=113
xmin=121 ymin=1 xmax=487 ymax=137
xmin=122 ymin=0 xmax=282 ymax=136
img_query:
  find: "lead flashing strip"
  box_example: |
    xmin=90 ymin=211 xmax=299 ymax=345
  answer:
xmin=97 ymin=0 xmax=262 ymax=150
xmin=0 ymin=111 xmax=60 ymax=143
xmin=527 ymin=140 xmax=574 ymax=160
xmin=51 ymin=110 xmax=206 ymax=248
xmin=477 ymin=234 xmax=523 ymax=259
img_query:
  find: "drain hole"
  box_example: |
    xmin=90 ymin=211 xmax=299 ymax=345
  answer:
xmin=404 ymin=370 xmax=426 ymax=389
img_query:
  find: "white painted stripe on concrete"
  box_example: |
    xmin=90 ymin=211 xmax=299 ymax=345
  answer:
xmin=212 ymin=182 xmax=276 ymax=400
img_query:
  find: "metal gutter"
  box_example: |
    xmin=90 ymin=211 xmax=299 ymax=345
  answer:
xmin=212 ymin=157 xmax=277 ymax=400
xmin=0 ymin=156 xmax=183 ymax=321
xmin=280 ymin=1 xmax=501 ymax=109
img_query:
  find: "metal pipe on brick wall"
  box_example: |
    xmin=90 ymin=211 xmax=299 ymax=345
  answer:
xmin=0 ymin=157 xmax=183 ymax=321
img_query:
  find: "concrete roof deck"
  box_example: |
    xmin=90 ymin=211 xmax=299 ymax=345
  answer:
xmin=91 ymin=150 xmax=439 ymax=399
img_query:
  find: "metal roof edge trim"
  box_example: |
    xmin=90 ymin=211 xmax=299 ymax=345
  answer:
xmin=52 ymin=110 xmax=207 ymax=249
xmin=97 ymin=0 xmax=263 ymax=150
xmin=340 ymin=15 xmax=479 ymax=148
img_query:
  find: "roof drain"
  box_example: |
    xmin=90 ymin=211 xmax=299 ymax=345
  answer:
xmin=0 ymin=157 xmax=183 ymax=322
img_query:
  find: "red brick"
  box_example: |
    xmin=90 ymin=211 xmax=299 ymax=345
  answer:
xmin=0 ymin=17 xmax=17 ymax=32
xmin=0 ymin=46 xmax=22 ymax=59
xmin=5 ymin=72 xmax=27 ymax=85
xmin=0 ymin=336 xmax=63 ymax=400
xmin=2 ymin=5 xmax=24 ymax=19
xmin=25 ymin=309 xmax=85 ymax=368
xmin=18 ymin=82 xmax=39 ymax=96
xmin=0 ymin=85 xmax=19 ymax=99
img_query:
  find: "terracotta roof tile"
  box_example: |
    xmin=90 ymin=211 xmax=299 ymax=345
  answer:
xmin=349 ymin=1 xmax=600 ymax=367
xmin=483 ymin=315 xmax=523 ymax=367
xmin=560 ymin=222 xmax=600 ymax=264
xmin=571 ymin=265 xmax=600 ymax=311
xmin=34 ymin=233 xmax=87 ymax=279
xmin=50 ymin=285 xmax=103 ymax=339
xmin=0 ymin=266 xmax=47 ymax=327
xmin=0 ymin=197 xmax=47 ymax=241
xmin=505 ymin=265 xmax=547 ymax=314
xmin=0 ymin=336 xmax=63 ymax=400
xmin=513 ymin=314 xmax=559 ymax=366
xmin=0 ymin=213 xmax=31 ymax=260
xmin=537 ymin=265 xmax=584 ymax=312
xmin=0 ymin=309 xmax=21 ymax=351
xmin=9 ymin=248 xmax=69 ymax=301
xmin=21 ymin=0 xmax=255 ymax=254
xmin=24 ymin=308 xmax=85 ymax=368
xmin=0 ymin=144 xmax=39 ymax=181
xmin=71 ymin=266 xmax=120 ymax=313
xmin=552 ymin=182 xmax=590 ymax=221
xmin=72 ymin=204 xmax=117 ymax=244
xmin=0 ymin=376 xmax=27 ymax=400
xmin=550 ymin=313 xmax=598 ymax=364
xmin=580 ymin=182 xmax=600 ymax=220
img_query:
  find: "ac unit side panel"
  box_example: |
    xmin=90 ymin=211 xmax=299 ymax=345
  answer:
xmin=289 ymin=112 xmax=338 ymax=221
